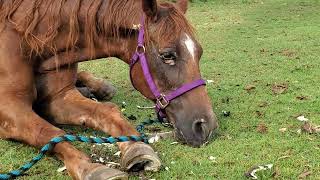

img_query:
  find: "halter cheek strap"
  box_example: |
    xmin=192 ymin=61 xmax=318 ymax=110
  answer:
xmin=129 ymin=16 xmax=206 ymax=120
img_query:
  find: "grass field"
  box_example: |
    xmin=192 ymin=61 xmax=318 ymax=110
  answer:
xmin=1 ymin=0 xmax=320 ymax=179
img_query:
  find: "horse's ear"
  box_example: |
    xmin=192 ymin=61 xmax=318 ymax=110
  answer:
xmin=176 ymin=0 xmax=188 ymax=14
xmin=142 ymin=0 xmax=158 ymax=20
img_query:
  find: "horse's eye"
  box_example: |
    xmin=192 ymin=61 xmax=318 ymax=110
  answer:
xmin=159 ymin=51 xmax=177 ymax=66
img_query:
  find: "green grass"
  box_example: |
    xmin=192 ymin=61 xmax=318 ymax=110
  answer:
xmin=1 ymin=0 xmax=320 ymax=179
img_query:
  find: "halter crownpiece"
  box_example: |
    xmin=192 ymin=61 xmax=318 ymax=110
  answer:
xmin=129 ymin=16 xmax=206 ymax=120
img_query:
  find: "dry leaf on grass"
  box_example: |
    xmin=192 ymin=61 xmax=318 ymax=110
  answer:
xmin=297 ymin=116 xmax=309 ymax=122
xmin=148 ymin=135 xmax=160 ymax=144
xmin=272 ymin=83 xmax=288 ymax=95
xmin=298 ymin=170 xmax=312 ymax=179
xmin=277 ymin=155 xmax=290 ymax=160
xmin=207 ymin=80 xmax=214 ymax=84
xmin=245 ymin=84 xmax=256 ymax=92
xmin=114 ymin=151 xmax=121 ymax=157
xmin=137 ymin=105 xmax=155 ymax=109
xmin=301 ymin=122 xmax=320 ymax=134
xmin=279 ymin=128 xmax=287 ymax=133
xmin=208 ymin=156 xmax=217 ymax=162
xmin=148 ymin=131 xmax=173 ymax=144
xmin=170 ymin=142 xmax=178 ymax=145
xmin=105 ymin=162 xmax=120 ymax=169
xmin=245 ymin=164 xmax=273 ymax=179
xmin=296 ymin=96 xmax=309 ymax=100
xmin=57 ymin=166 xmax=67 ymax=173
xmin=257 ymin=122 xmax=268 ymax=134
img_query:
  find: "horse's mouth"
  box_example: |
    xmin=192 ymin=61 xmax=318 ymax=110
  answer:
xmin=172 ymin=127 xmax=214 ymax=148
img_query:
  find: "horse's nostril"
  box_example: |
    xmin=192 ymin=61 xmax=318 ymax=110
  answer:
xmin=192 ymin=119 xmax=208 ymax=139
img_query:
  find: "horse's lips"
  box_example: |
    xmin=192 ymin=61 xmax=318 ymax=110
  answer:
xmin=171 ymin=126 xmax=202 ymax=148
xmin=168 ymin=117 xmax=215 ymax=148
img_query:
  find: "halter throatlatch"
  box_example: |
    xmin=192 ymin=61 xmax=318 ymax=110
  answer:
xmin=129 ymin=17 xmax=206 ymax=121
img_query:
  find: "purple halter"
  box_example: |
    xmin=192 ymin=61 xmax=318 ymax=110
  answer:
xmin=129 ymin=17 xmax=206 ymax=120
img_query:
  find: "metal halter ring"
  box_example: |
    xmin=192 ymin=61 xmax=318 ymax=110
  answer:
xmin=136 ymin=45 xmax=146 ymax=54
xmin=156 ymin=94 xmax=170 ymax=109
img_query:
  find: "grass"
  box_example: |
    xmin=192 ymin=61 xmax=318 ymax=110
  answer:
xmin=1 ymin=0 xmax=320 ymax=179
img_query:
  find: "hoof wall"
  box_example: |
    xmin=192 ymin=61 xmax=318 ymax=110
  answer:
xmin=120 ymin=143 xmax=161 ymax=172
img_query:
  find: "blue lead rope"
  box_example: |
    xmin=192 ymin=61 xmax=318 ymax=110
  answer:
xmin=0 ymin=119 xmax=161 ymax=180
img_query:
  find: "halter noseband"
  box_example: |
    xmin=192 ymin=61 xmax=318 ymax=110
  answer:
xmin=129 ymin=17 xmax=206 ymax=121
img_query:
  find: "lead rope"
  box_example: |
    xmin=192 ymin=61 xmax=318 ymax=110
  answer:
xmin=0 ymin=119 xmax=161 ymax=180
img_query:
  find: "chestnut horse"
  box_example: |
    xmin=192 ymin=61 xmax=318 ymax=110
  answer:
xmin=0 ymin=0 xmax=218 ymax=179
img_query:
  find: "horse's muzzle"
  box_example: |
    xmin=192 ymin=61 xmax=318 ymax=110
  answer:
xmin=171 ymin=112 xmax=218 ymax=147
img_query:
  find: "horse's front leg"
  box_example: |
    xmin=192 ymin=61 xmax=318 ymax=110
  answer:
xmin=37 ymin=66 xmax=161 ymax=173
xmin=46 ymin=88 xmax=161 ymax=172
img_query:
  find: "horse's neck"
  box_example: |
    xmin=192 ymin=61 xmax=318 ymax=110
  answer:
xmin=95 ymin=37 xmax=137 ymax=64
xmin=76 ymin=0 xmax=141 ymax=64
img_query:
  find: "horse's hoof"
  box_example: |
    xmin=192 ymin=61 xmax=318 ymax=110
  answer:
xmin=120 ymin=143 xmax=161 ymax=172
xmin=93 ymin=81 xmax=117 ymax=101
xmin=83 ymin=166 xmax=128 ymax=180
xmin=77 ymin=87 xmax=97 ymax=100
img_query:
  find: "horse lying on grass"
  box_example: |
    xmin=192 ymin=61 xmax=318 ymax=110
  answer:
xmin=0 ymin=0 xmax=218 ymax=179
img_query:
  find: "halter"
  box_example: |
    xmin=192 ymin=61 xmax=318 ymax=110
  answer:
xmin=129 ymin=17 xmax=206 ymax=121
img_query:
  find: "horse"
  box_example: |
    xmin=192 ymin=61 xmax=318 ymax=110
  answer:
xmin=0 ymin=0 xmax=218 ymax=179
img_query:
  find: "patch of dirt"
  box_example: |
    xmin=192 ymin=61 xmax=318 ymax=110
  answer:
xmin=272 ymin=83 xmax=288 ymax=95
xmin=280 ymin=49 xmax=298 ymax=59
xmin=245 ymin=84 xmax=256 ymax=92
xmin=256 ymin=122 xmax=268 ymax=134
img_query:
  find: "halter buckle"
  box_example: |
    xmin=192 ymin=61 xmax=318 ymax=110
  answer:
xmin=136 ymin=45 xmax=146 ymax=54
xmin=156 ymin=94 xmax=169 ymax=109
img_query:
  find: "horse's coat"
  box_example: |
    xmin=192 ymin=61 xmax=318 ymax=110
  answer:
xmin=0 ymin=0 xmax=218 ymax=179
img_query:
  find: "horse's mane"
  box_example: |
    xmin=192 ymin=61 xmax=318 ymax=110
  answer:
xmin=0 ymin=0 xmax=193 ymax=57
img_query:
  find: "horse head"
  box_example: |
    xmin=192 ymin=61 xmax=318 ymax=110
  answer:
xmin=128 ymin=0 xmax=218 ymax=147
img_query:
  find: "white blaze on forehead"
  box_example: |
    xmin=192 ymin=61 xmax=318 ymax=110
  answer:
xmin=183 ymin=33 xmax=196 ymax=61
